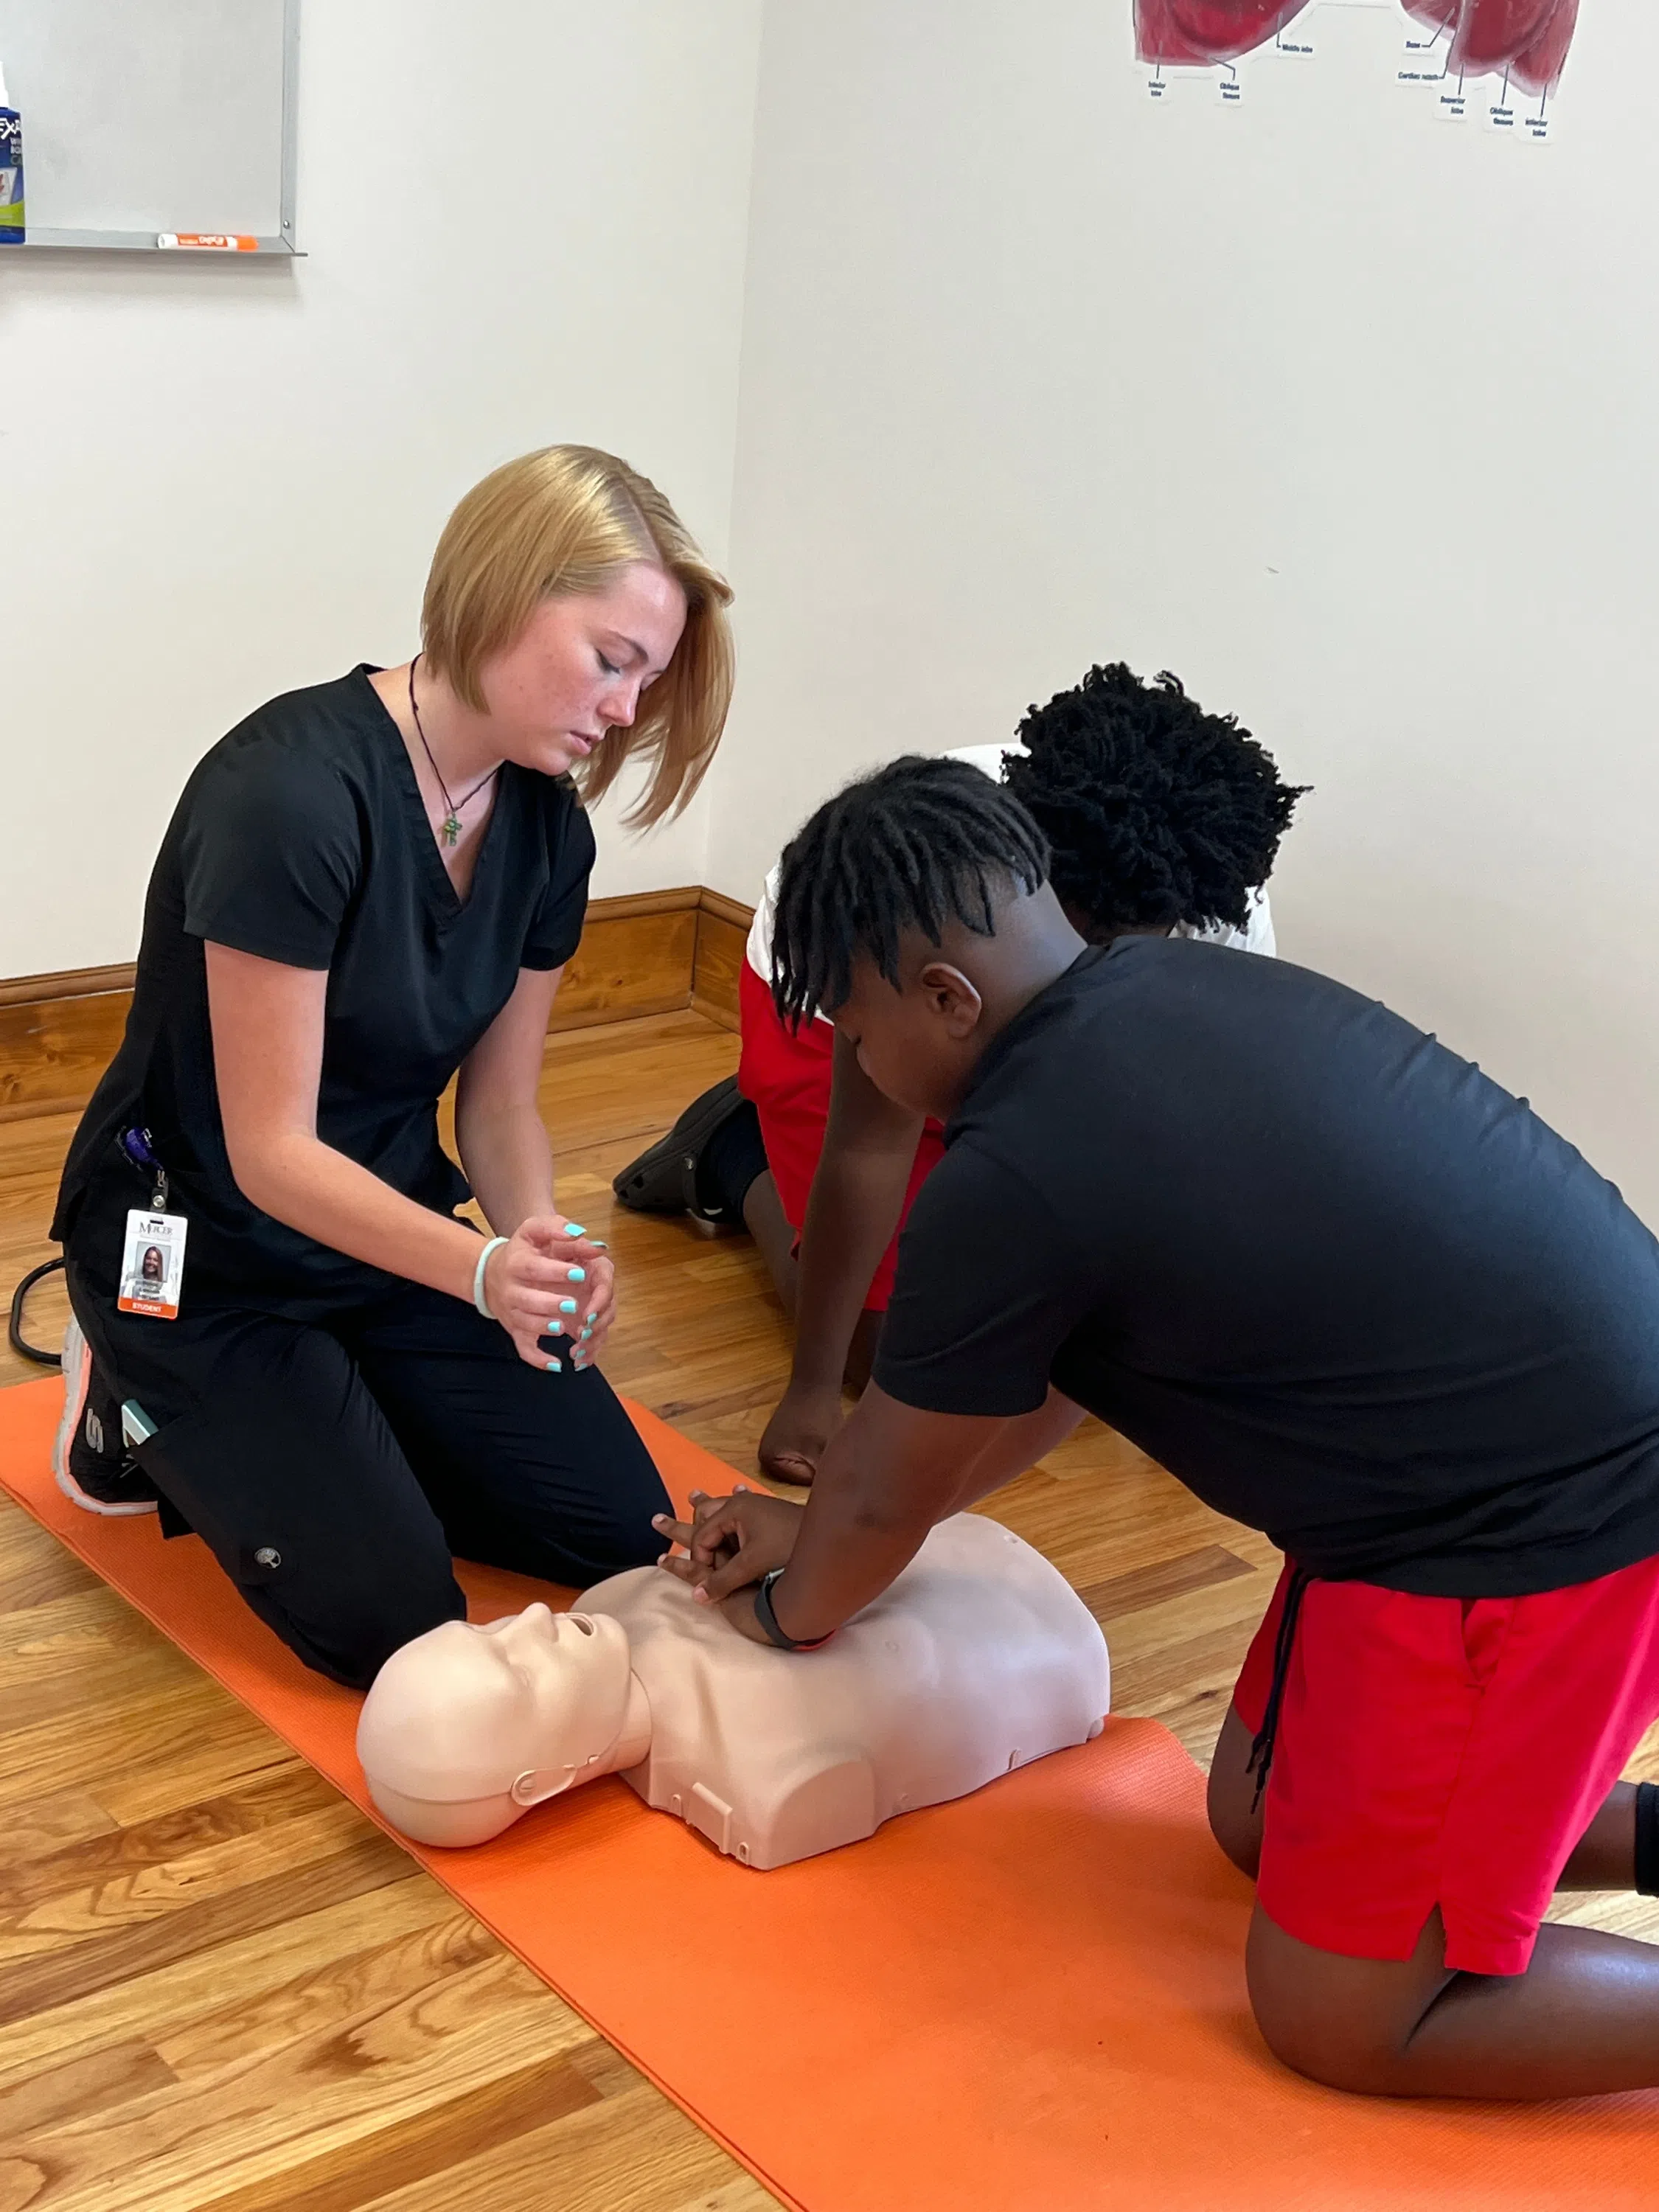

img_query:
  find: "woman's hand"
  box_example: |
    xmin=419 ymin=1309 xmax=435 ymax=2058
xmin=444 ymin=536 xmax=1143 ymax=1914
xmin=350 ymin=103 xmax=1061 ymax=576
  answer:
xmin=653 ymin=1486 xmax=804 ymax=1604
xmin=759 ymin=1381 xmax=845 ymax=1488
xmin=484 ymin=1214 xmax=615 ymax=1371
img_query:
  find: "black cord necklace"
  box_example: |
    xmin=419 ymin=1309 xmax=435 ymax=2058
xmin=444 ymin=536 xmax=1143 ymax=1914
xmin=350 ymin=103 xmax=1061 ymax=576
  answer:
xmin=408 ymin=655 xmax=497 ymax=847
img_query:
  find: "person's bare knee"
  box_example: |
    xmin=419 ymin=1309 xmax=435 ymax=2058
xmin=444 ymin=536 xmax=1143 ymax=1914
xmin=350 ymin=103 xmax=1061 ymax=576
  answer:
xmin=1206 ymin=1703 xmax=1264 ymax=1879
xmin=1245 ymin=1903 xmax=1455 ymax=2097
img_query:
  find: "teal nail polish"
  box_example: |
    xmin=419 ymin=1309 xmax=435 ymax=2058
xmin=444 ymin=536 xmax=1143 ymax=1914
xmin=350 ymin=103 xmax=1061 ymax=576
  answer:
xmin=559 ymin=1298 xmax=578 ymax=1313
xmin=545 ymin=1357 xmax=563 ymax=1372
xmin=566 ymin=1266 xmax=585 ymax=1282
xmin=544 ymin=1321 xmax=564 ymax=1336
xmin=589 ymin=1240 xmax=608 ymax=1251
xmin=563 ymin=1222 xmax=586 ymax=1237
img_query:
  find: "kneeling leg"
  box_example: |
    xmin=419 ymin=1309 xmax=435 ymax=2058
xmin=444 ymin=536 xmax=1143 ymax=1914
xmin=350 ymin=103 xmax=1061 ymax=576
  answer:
xmin=114 ymin=1312 xmax=465 ymax=1689
xmin=1206 ymin=1701 xmax=1265 ymax=1880
xmin=1247 ymin=1899 xmax=1659 ymax=2100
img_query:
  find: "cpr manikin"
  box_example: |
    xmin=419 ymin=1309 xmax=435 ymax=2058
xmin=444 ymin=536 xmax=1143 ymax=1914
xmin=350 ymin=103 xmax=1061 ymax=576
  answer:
xmin=357 ymin=1514 xmax=1110 ymax=1868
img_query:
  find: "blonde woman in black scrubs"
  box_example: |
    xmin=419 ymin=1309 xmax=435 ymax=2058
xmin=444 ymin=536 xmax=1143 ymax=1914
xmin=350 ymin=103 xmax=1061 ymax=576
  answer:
xmin=52 ymin=445 xmax=734 ymax=1687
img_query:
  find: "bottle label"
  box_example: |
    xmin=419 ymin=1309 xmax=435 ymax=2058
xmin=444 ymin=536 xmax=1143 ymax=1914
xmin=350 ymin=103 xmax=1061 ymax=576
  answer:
xmin=0 ymin=110 xmax=23 ymax=237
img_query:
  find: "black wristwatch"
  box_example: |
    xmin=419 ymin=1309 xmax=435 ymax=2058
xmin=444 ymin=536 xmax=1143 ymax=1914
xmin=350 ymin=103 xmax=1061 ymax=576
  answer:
xmin=753 ymin=1568 xmax=832 ymax=1652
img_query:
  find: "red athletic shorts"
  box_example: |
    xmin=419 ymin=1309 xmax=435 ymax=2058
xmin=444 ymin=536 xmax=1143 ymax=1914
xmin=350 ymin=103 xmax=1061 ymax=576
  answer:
xmin=1233 ymin=1551 xmax=1659 ymax=1975
xmin=736 ymin=964 xmax=945 ymax=1312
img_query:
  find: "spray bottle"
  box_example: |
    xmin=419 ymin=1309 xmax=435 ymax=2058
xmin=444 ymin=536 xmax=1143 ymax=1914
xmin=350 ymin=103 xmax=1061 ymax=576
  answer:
xmin=0 ymin=60 xmax=22 ymax=246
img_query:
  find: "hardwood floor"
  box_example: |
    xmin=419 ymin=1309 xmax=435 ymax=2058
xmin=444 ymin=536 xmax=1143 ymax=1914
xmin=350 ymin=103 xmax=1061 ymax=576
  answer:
xmin=1 ymin=1008 xmax=1655 ymax=2209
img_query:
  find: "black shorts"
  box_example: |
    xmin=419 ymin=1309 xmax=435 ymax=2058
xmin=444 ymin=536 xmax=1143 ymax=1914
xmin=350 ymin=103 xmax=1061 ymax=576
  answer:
xmin=67 ymin=1256 xmax=671 ymax=1689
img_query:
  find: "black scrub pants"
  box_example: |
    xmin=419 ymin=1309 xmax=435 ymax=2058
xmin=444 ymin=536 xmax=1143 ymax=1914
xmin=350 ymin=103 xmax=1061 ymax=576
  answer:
xmin=66 ymin=1256 xmax=672 ymax=1690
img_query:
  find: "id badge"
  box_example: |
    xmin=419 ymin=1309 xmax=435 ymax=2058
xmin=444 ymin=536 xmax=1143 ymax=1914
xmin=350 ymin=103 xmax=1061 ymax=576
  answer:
xmin=118 ymin=1210 xmax=188 ymax=1320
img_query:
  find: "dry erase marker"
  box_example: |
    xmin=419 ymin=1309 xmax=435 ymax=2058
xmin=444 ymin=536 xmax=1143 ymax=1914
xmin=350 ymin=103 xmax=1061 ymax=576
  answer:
xmin=157 ymin=232 xmax=258 ymax=251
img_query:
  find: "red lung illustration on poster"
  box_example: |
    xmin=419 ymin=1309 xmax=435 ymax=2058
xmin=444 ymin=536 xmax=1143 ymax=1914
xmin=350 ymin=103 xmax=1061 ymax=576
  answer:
xmin=1135 ymin=0 xmax=1579 ymax=90
xmin=1135 ymin=1 xmax=1312 ymax=65
xmin=1402 ymin=0 xmax=1579 ymax=91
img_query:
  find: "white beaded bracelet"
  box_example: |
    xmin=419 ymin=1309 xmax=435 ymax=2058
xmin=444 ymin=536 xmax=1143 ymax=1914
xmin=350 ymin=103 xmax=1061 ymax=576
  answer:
xmin=473 ymin=1236 xmax=509 ymax=1318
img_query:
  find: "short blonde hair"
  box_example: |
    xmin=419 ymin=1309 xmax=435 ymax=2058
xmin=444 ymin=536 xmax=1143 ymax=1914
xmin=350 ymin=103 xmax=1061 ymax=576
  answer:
xmin=421 ymin=445 xmax=734 ymax=828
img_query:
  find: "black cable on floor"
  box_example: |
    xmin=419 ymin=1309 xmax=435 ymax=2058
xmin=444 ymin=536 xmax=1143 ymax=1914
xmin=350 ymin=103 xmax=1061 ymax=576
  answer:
xmin=9 ymin=1256 xmax=66 ymax=1368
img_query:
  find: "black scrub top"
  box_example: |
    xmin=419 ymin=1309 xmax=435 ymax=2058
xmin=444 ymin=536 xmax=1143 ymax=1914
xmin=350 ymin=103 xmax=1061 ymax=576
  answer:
xmin=874 ymin=937 xmax=1659 ymax=1599
xmin=55 ymin=666 xmax=594 ymax=1311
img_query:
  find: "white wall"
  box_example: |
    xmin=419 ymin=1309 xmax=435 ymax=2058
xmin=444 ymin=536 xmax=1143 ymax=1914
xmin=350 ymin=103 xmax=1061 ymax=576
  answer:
xmin=3 ymin=0 xmax=762 ymax=975
xmin=14 ymin=0 xmax=1659 ymax=1219
xmin=707 ymin=0 xmax=1659 ymax=1219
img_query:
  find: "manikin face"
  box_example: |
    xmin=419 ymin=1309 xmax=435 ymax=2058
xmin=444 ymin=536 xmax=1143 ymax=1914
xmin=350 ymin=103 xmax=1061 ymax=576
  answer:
xmin=476 ymin=562 xmax=687 ymax=780
xmin=360 ymin=1601 xmax=636 ymax=1809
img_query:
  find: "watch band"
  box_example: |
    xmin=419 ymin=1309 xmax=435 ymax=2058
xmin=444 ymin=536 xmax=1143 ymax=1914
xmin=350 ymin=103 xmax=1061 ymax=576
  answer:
xmin=754 ymin=1567 xmax=832 ymax=1652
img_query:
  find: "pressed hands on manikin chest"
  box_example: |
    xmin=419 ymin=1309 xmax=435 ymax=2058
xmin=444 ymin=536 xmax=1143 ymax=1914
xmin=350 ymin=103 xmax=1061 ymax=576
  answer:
xmin=655 ymin=1486 xmax=807 ymax=1645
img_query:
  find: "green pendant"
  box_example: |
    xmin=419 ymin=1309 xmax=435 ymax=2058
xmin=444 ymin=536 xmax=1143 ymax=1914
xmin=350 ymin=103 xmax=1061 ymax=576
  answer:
xmin=442 ymin=814 xmax=461 ymax=846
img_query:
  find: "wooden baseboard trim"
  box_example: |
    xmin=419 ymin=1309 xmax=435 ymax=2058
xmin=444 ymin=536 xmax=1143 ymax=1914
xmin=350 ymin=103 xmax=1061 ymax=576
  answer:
xmin=697 ymin=886 xmax=754 ymax=934
xmin=691 ymin=893 xmax=747 ymax=1036
xmin=0 ymin=884 xmax=754 ymax=1124
xmin=0 ymin=963 xmax=138 ymax=1010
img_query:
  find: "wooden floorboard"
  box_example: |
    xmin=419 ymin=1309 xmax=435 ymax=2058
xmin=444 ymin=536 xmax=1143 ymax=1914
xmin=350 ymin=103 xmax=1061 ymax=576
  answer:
xmin=1 ymin=1004 xmax=1657 ymax=2206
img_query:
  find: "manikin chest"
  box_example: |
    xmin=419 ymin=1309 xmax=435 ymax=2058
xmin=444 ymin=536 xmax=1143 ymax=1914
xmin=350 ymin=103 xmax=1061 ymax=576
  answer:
xmin=579 ymin=1515 xmax=1110 ymax=1870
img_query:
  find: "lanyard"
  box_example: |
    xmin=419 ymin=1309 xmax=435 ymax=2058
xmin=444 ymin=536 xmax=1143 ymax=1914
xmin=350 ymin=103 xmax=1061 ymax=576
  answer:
xmin=119 ymin=1125 xmax=170 ymax=1212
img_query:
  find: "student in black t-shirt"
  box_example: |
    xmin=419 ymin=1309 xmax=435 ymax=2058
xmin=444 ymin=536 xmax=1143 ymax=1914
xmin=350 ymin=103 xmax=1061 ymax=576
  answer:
xmin=52 ymin=445 xmax=734 ymax=1690
xmin=613 ymin=665 xmax=1303 ymax=1474
xmin=659 ymin=757 xmax=1659 ymax=2104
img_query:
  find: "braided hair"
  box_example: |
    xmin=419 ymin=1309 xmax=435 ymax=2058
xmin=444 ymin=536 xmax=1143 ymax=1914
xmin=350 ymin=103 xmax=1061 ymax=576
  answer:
xmin=771 ymin=756 xmax=1051 ymax=1026
xmin=1004 ymin=664 xmax=1306 ymax=939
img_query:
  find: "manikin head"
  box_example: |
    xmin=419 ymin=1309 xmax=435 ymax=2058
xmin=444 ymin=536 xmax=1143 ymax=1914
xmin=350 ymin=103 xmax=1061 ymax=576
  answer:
xmin=357 ymin=1602 xmax=647 ymax=1848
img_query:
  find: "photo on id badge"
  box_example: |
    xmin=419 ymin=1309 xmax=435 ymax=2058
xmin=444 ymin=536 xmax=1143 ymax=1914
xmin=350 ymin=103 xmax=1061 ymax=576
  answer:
xmin=119 ymin=1211 xmax=187 ymax=1319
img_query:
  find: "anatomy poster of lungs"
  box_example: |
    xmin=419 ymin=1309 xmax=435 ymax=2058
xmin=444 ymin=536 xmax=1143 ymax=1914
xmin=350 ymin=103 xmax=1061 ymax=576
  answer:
xmin=1137 ymin=1 xmax=1579 ymax=133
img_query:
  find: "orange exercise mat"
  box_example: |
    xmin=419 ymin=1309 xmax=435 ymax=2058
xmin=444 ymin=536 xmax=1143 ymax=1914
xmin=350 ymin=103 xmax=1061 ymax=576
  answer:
xmin=4 ymin=1375 xmax=1656 ymax=2209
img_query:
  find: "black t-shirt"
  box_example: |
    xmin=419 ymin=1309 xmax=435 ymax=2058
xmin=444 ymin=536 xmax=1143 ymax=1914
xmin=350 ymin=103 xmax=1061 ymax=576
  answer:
xmin=874 ymin=937 xmax=1659 ymax=1597
xmin=55 ymin=667 xmax=594 ymax=1309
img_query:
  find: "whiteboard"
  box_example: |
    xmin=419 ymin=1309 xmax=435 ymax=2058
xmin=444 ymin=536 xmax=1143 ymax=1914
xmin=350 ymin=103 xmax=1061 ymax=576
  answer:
xmin=0 ymin=0 xmax=297 ymax=251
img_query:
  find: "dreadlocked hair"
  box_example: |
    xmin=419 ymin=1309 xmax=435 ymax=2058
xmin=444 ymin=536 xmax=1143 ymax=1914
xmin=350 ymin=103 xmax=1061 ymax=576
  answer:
xmin=771 ymin=756 xmax=1051 ymax=1026
xmin=1003 ymin=664 xmax=1307 ymax=939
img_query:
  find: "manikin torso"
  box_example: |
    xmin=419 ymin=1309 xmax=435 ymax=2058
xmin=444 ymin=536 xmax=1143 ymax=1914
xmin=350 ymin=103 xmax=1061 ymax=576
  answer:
xmin=593 ymin=1513 xmax=1108 ymax=1866
xmin=358 ymin=1514 xmax=1110 ymax=1870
